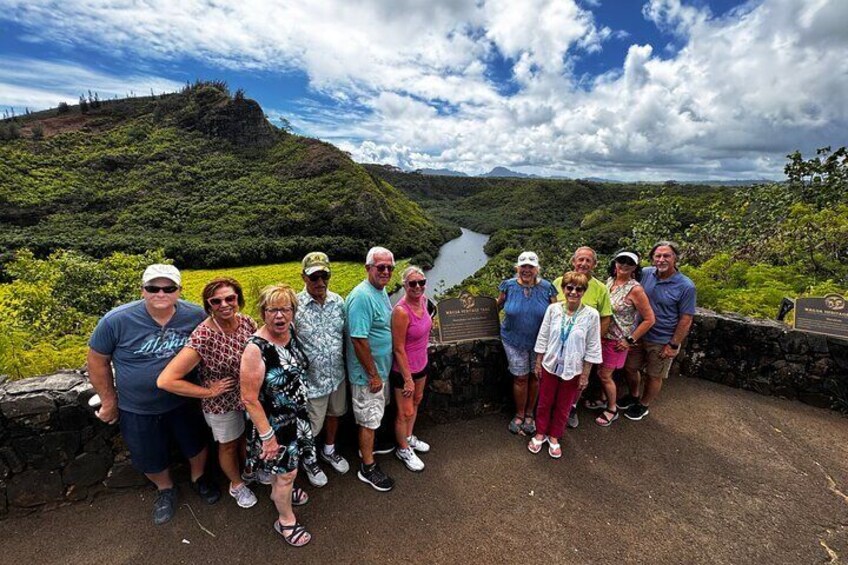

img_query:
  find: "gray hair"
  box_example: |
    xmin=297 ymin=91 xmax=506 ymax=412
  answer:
xmin=365 ymin=246 xmax=395 ymax=266
xmin=570 ymin=246 xmax=597 ymax=264
xmin=401 ymin=265 xmax=425 ymax=283
xmin=650 ymin=240 xmax=681 ymax=261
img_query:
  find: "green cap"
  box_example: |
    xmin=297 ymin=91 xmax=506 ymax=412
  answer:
xmin=302 ymin=252 xmax=330 ymax=275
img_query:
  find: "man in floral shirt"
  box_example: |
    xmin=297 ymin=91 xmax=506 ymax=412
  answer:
xmin=295 ymin=252 xmax=350 ymax=487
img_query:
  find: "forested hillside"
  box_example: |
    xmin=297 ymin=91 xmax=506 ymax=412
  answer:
xmin=0 ymin=83 xmax=449 ymax=271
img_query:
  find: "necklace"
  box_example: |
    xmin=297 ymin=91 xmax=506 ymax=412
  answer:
xmin=211 ymin=314 xmax=239 ymax=335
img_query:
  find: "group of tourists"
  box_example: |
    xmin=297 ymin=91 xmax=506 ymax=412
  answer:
xmin=87 ymin=247 xmax=431 ymax=547
xmin=86 ymin=239 xmax=695 ymax=547
xmin=497 ymin=242 xmax=696 ymax=459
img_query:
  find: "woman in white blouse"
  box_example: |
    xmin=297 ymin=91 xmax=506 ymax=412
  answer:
xmin=529 ymin=271 xmax=602 ymax=458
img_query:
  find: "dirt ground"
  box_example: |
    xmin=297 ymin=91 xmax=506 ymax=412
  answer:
xmin=2 ymin=377 xmax=847 ymax=565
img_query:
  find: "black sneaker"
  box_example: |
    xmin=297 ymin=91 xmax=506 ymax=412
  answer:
xmin=191 ymin=474 xmax=221 ymax=504
xmin=357 ymin=463 xmax=395 ymax=492
xmin=617 ymin=394 xmax=640 ymax=410
xmin=625 ymin=403 xmax=650 ymax=421
xmin=373 ymin=441 xmax=396 ymax=455
xmin=152 ymin=488 xmax=177 ymax=525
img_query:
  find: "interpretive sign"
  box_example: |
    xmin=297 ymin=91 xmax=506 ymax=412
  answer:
xmin=794 ymin=293 xmax=848 ymax=339
xmin=437 ymin=291 xmax=500 ymax=343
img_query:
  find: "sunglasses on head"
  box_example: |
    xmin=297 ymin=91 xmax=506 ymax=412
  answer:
xmin=208 ymin=294 xmax=238 ymax=307
xmin=373 ymin=264 xmax=394 ymax=273
xmin=307 ymin=271 xmax=330 ymax=282
xmin=564 ymin=284 xmax=587 ymax=293
xmin=144 ymin=285 xmax=179 ymax=294
xmin=406 ymin=279 xmax=426 ymax=288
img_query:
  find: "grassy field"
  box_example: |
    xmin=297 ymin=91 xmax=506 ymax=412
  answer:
xmin=181 ymin=260 xmax=408 ymax=315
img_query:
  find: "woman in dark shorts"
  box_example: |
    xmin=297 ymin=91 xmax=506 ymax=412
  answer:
xmin=240 ymin=284 xmax=315 ymax=547
xmin=390 ymin=266 xmax=432 ymax=472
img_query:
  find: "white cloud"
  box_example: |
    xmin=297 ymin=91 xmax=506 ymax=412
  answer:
xmin=1 ymin=0 xmax=847 ymax=180
xmin=0 ymin=57 xmax=184 ymax=110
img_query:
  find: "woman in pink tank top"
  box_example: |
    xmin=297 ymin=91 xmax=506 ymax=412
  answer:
xmin=390 ymin=266 xmax=433 ymax=472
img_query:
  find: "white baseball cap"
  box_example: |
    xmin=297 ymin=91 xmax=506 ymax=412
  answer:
xmin=516 ymin=251 xmax=540 ymax=268
xmin=142 ymin=264 xmax=181 ymax=286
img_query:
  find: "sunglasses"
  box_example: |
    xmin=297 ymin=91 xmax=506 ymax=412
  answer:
xmin=564 ymin=284 xmax=587 ymax=293
xmin=372 ymin=264 xmax=394 ymax=273
xmin=208 ymin=294 xmax=238 ymax=307
xmin=615 ymin=258 xmax=637 ymax=266
xmin=406 ymin=279 xmax=426 ymax=288
xmin=266 ymin=306 xmax=294 ymax=316
xmin=144 ymin=285 xmax=179 ymax=294
xmin=307 ymin=272 xmax=330 ymax=282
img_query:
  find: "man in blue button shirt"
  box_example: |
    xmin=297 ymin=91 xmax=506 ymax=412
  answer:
xmin=620 ymin=241 xmax=696 ymax=421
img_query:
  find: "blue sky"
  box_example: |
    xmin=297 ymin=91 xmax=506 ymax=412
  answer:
xmin=1 ymin=0 xmax=846 ymax=180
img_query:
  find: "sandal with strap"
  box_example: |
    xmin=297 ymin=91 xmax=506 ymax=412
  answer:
xmin=291 ymin=486 xmax=309 ymax=506
xmin=521 ymin=415 xmax=536 ymax=436
xmin=508 ymin=415 xmax=524 ymax=435
xmin=274 ymin=520 xmax=312 ymax=547
xmin=527 ymin=436 xmax=546 ymax=454
xmin=595 ymin=408 xmax=619 ymax=427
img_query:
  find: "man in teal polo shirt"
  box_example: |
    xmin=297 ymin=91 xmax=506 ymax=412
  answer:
xmin=346 ymin=246 xmax=396 ymax=492
xmin=621 ymin=241 xmax=696 ymax=421
xmin=552 ymin=246 xmax=613 ymax=427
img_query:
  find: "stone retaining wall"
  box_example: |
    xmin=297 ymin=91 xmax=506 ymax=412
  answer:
xmin=1 ymin=309 xmax=846 ymax=517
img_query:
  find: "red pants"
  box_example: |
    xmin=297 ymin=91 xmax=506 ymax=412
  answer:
xmin=536 ymin=367 xmax=581 ymax=440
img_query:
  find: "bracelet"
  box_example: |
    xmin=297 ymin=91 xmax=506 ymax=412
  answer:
xmin=668 ymin=342 xmax=680 ymax=350
xmin=625 ymin=335 xmax=637 ymax=345
xmin=258 ymin=428 xmax=275 ymax=441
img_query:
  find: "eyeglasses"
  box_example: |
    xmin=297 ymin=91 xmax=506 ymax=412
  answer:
xmin=406 ymin=279 xmax=426 ymax=288
xmin=144 ymin=285 xmax=179 ymax=294
xmin=307 ymin=272 xmax=330 ymax=282
xmin=265 ymin=306 xmax=294 ymax=316
xmin=564 ymin=284 xmax=587 ymax=293
xmin=208 ymin=294 xmax=238 ymax=307
xmin=372 ymin=264 xmax=394 ymax=273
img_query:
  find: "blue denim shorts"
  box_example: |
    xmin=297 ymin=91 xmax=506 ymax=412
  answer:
xmin=502 ymin=341 xmax=536 ymax=377
xmin=119 ymin=402 xmax=208 ymax=474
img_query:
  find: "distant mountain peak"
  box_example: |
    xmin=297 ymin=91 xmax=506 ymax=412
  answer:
xmin=480 ymin=166 xmax=534 ymax=178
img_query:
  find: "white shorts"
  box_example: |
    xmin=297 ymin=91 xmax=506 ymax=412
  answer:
xmin=306 ymin=380 xmax=349 ymax=436
xmin=203 ymin=410 xmax=246 ymax=443
xmin=351 ymin=383 xmax=389 ymax=430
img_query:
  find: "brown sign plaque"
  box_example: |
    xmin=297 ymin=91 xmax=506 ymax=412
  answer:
xmin=794 ymin=293 xmax=848 ymax=339
xmin=436 ymin=292 xmax=500 ymax=344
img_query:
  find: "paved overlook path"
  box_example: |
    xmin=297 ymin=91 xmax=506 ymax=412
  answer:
xmin=2 ymin=377 xmax=848 ymax=565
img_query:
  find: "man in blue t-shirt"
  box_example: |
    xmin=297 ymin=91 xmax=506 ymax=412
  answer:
xmin=621 ymin=242 xmax=696 ymax=421
xmin=345 ymin=246 xmax=396 ymax=493
xmin=87 ymin=264 xmax=218 ymax=525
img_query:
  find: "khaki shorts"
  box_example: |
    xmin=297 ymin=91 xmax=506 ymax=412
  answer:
xmin=351 ymin=382 xmax=390 ymax=430
xmin=203 ymin=410 xmax=246 ymax=443
xmin=624 ymin=340 xmax=674 ymax=380
xmin=306 ymin=380 xmax=349 ymax=436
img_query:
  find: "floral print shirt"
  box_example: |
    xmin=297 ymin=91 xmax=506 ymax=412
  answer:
xmin=295 ymin=289 xmax=346 ymax=398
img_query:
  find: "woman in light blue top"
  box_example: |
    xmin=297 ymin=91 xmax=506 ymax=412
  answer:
xmin=497 ymin=251 xmax=558 ymax=436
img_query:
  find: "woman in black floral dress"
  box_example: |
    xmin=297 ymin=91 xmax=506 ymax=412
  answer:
xmin=241 ymin=284 xmax=315 ymax=547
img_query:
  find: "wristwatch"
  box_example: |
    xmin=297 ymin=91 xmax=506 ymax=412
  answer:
xmin=668 ymin=342 xmax=680 ymax=350
xmin=625 ymin=335 xmax=637 ymax=346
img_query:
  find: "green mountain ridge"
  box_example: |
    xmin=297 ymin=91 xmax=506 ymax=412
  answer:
xmin=0 ymin=83 xmax=448 ymax=269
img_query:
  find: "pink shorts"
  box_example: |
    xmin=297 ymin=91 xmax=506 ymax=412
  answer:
xmin=601 ymin=338 xmax=629 ymax=369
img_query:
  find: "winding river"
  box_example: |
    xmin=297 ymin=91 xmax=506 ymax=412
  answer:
xmin=393 ymin=227 xmax=490 ymax=303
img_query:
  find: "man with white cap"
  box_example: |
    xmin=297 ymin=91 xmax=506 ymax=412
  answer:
xmin=295 ymin=252 xmax=350 ymax=487
xmin=87 ymin=263 xmax=217 ymax=525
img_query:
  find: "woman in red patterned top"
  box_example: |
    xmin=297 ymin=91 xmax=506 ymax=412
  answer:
xmin=158 ymin=277 xmax=258 ymax=509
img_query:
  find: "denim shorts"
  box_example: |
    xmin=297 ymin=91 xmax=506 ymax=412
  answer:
xmin=502 ymin=341 xmax=536 ymax=377
xmin=119 ymin=402 xmax=208 ymax=474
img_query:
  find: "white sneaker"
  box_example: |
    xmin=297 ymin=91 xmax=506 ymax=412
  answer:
xmin=395 ymin=447 xmax=425 ymax=472
xmin=303 ymin=460 xmax=328 ymax=487
xmin=319 ymin=449 xmax=350 ymax=474
xmin=407 ymin=435 xmax=430 ymax=453
xmin=228 ymin=483 xmax=258 ymax=508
